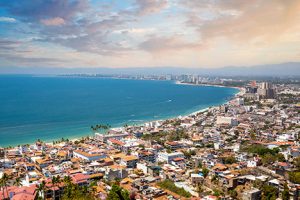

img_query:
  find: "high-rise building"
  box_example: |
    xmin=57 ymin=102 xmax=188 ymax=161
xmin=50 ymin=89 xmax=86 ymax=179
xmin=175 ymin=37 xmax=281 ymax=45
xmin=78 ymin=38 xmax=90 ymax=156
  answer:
xmin=257 ymin=82 xmax=276 ymax=99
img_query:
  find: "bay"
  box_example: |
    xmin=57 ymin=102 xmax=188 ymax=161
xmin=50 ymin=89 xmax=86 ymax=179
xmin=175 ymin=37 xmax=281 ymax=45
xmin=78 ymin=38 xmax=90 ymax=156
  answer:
xmin=0 ymin=75 xmax=238 ymax=147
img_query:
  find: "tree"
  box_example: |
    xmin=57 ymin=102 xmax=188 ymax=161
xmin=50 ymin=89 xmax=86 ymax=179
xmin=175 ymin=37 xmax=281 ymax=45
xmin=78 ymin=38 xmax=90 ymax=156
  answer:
xmin=13 ymin=177 xmax=22 ymax=187
xmin=157 ymin=180 xmax=191 ymax=198
xmin=35 ymin=181 xmax=47 ymax=200
xmin=261 ymin=153 xmax=277 ymax=165
xmin=261 ymin=185 xmax=277 ymax=200
xmin=202 ymin=167 xmax=209 ymax=178
xmin=0 ymin=178 xmax=5 ymax=200
xmin=63 ymin=176 xmax=73 ymax=199
xmin=293 ymin=156 xmax=300 ymax=170
xmin=282 ymin=183 xmax=290 ymax=200
xmin=289 ymin=171 xmax=300 ymax=184
xmin=223 ymin=156 xmax=237 ymax=164
xmin=92 ymin=124 xmax=111 ymax=133
xmin=0 ymin=173 xmax=9 ymax=199
xmin=51 ymin=176 xmax=61 ymax=199
xmin=107 ymin=184 xmax=130 ymax=200
xmin=229 ymin=189 xmax=237 ymax=198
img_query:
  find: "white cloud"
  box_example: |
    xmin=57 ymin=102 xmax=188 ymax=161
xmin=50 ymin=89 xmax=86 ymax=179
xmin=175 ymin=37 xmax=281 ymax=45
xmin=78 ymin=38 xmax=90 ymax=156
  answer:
xmin=0 ymin=17 xmax=16 ymax=23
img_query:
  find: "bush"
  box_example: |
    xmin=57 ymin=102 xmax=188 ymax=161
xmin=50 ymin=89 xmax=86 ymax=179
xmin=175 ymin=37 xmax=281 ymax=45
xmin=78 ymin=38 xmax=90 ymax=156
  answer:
xmin=289 ymin=172 xmax=300 ymax=184
xmin=157 ymin=179 xmax=191 ymax=198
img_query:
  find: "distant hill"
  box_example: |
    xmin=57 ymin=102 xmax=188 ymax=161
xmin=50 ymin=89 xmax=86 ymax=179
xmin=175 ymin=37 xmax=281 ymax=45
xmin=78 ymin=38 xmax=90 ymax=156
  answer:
xmin=0 ymin=62 xmax=300 ymax=76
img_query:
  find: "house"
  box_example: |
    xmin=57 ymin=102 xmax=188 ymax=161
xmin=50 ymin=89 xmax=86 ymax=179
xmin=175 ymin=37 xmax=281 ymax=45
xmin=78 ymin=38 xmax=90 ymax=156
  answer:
xmin=135 ymin=150 xmax=156 ymax=163
xmin=95 ymin=132 xmax=129 ymax=142
xmin=157 ymin=152 xmax=184 ymax=164
xmin=191 ymin=173 xmax=204 ymax=185
xmin=171 ymin=157 xmax=186 ymax=168
xmin=71 ymin=173 xmax=89 ymax=187
xmin=120 ymin=155 xmax=138 ymax=168
xmin=242 ymin=188 xmax=261 ymax=200
xmin=105 ymin=165 xmax=128 ymax=181
xmin=73 ymin=150 xmax=106 ymax=161
xmin=165 ymin=141 xmax=182 ymax=151
xmin=107 ymin=139 xmax=125 ymax=150
xmin=0 ymin=185 xmax=37 ymax=200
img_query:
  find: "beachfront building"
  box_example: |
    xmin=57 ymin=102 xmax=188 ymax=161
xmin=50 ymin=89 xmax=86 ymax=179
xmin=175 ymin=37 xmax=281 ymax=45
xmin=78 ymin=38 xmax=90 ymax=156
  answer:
xmin=95 ymin=132 xmax=129 ymax=142
xmin=73 ymin=150 xmax=106 ymax=161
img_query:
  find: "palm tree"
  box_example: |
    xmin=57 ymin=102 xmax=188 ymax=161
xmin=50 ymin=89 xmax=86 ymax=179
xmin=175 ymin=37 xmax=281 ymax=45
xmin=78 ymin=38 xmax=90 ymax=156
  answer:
xmin=55 ymin=176 xmax=62 ymax=199
xmin=35 ymin=181 xmax=46 ymax=200
xmin=13 ymin=177 xmax=22 ymax=187
xmin=0 ymin=179 xmax=5 ymax=200
xmin=1 ymin=173 xmax=10 ymax=199
xmin=63 ymin=176 xmax=73 ymax=199
xmin=63 ymin=176 xmax=72 ymax=184
xmin=51 ymin=176 xmax=59 ymax=200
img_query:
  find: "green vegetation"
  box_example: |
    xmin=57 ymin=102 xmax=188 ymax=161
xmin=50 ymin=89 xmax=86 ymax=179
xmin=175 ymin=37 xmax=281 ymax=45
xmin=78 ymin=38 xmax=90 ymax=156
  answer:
xmin=261 ymin=185 xmax=278 ymax=200
xmin=157 ymin=179 xmax=191 ymax=198
xmin=34 ymin=175 xmax=96 ymax=200
xmin=243 ymin=144 xmax=285 ymax=165
xmin=288 ymin=171 xmax=300 ymax=184
xmin=167 ymin=129 xmax=189 ymax=141
xmin=91 ymin=124 xmax=111 ymax=132
xmin=202 ymin=167 xmax=209 ymax=178
xmin=182 ymin=149 xmax=196 ymax=159
xmin=213 ymin=189 xmax=224 ymax=197
xmin=293 ymin=156 xmax=300 ymax=170
xmin=228 ymin=189 xmax=237 ymax=198
xmin=223 ymin=156 xmax=237 ymax=164
xmin=0 ymin=173 xmax=9 ymax=200
xmin=107 ymin=184 xmax=130 ymax=200
xmin=282 ymin=183 xmax=290 ymax=200
xmin=142 ymin=129 xmax=189 ymax=145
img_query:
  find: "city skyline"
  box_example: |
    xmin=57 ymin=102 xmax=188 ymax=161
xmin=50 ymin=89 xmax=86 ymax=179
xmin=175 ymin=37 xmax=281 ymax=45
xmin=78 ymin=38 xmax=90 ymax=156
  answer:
xmin=1 ymin=0 xmax=300 ymax=68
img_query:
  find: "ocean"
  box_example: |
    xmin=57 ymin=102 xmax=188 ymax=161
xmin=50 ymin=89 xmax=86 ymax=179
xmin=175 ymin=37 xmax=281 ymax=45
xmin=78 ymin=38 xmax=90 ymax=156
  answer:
xmin=0 ymin=75 xmax=238 ymax=147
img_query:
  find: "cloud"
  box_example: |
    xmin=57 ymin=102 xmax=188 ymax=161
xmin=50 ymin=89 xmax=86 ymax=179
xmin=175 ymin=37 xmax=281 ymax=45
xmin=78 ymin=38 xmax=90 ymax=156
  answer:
xmin=0 ymin=0 xmax=88 ymax=22
xmin=0 ymin=17 xmax=16 ymax=23
xmin=134 ymin=0 xmax=168 ymax=15
xmin=1 ymin=0 xmax=300 ymax=68
xmin=40 ymin=17 xmax=65 ymax=26
xmin=139 ymin=35 xmax=202 ymax=53
xmin=0 ymin=39 xmax=21 ymax=50
xmin=183 ymin=0 xmax=300 ymax=45
xmin=0 ymin=53 xmax=64 ymax=65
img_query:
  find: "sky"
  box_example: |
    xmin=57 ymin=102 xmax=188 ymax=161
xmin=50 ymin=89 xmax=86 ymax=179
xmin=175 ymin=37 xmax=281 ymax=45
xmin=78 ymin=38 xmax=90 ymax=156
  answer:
xmin=0 ymin=0 xmax=300 ymax=69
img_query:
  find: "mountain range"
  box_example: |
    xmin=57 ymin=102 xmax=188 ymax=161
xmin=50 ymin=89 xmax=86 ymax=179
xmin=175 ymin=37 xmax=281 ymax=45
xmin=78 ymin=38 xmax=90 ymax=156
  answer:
xmin=0 ymin=62 xmax=300 ymax=76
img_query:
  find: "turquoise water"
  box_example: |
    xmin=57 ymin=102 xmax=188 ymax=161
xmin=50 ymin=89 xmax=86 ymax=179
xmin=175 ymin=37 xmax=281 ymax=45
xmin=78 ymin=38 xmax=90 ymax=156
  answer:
xmin=0 ymin=75 xmax=238 ymax=147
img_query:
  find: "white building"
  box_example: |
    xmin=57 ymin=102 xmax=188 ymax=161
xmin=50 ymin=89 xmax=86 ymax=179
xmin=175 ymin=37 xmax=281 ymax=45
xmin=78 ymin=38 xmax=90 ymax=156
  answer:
xmin=157 ymin=152 xmax=184 ymax=163
xmin=73 ymin=150 xmax=106 ymax=161
xmin=216 ymin=116 xmax=238 ymax=126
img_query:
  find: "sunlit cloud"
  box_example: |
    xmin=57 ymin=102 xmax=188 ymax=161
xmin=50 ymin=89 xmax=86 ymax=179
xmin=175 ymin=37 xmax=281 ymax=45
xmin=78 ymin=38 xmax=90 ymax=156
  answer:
xmin=0 ymin=0 xmax=300 ymax=68
xmin=40 ymin=17 xmax=65 ymax=26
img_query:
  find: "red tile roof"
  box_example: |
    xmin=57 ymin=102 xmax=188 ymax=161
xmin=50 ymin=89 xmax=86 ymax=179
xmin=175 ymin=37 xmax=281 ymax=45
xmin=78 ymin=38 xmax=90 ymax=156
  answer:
xmin=72 ymin=173 xmax=89 ymax=184
xmin=109 ymin=139 xmax=125 ymax=146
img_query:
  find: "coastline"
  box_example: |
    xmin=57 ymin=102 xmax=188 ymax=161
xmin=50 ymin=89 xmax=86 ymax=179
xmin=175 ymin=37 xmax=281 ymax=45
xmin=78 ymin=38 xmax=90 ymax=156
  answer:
xmin=71 ymin=82 xmax=240 ymax=143
xmin=173 ymin=81 xmax=242 ymax=116
xmin=2 ymin=81 xmax=241 ymax=148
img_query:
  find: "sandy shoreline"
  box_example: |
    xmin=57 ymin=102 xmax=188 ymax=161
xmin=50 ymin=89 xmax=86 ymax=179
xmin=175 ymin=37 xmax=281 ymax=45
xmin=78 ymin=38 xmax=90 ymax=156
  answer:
xmin=174 ymin=81 xmax=243 ymax=117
